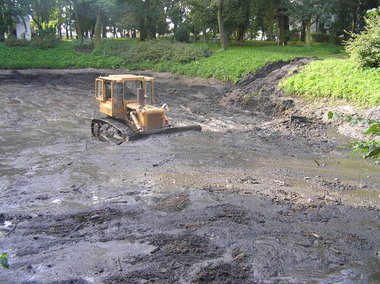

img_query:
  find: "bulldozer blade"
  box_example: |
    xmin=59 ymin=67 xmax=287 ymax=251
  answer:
xmin=129 ymin=125 xmax=202 ymax=141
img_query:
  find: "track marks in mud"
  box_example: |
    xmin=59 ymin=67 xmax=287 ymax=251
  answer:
xmin=1 ymin=69 xmax=380 ymax=283
xmin=1 ymin=197 xmax=378 ymax=283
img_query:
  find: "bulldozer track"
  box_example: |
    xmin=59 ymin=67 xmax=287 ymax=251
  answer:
xmin=91 ymin=117 xmax=202 ymax=144
xmin=91 ymin=118 xmax=133 ymax=144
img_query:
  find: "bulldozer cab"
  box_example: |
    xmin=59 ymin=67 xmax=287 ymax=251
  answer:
xmin=95 ymin=75 xmax=155 ymax=118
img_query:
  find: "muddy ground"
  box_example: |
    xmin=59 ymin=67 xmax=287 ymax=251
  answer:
xmin=0 ymin=63 xmax=379 ymax=284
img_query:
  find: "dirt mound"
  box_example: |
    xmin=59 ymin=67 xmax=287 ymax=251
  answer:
xmin=220 ymin=58 xmax=315 ymax=117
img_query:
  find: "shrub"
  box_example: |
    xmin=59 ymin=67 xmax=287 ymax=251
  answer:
xmin=30 ymin=35 xmax=59 ymax=49
xmin=92 ymin=39 xmax=133 ymax=56
xmin=4 ymin=34 xmax=59 ymax=49
xmin=30 ymin=35 xmax=60 ymax=49
xmin=124 ymin=40 xmax=209 ymax=64
xmin=345 ymin=10 xmax=380 ymax=68
xmin=174 ymin=24 xmax=190 ymax=43
xmin=5 ymin=37 xmax=30 ymax=47
xmin=312 ymin=33 xmax=341 ymax=45
xmin=72 ymin=38 xmax=94 ymax=52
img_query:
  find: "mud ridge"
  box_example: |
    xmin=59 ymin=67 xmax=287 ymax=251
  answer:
xmin=220 ymin=58 xmax=315 ymax=117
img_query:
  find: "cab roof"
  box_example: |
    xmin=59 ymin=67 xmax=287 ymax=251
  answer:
xmin=98 ymin=74 xmax=155 ymax=82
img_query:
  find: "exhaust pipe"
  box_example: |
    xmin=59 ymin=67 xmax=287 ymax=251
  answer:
xmin=137 ymin=88 xmax=146 ymax=107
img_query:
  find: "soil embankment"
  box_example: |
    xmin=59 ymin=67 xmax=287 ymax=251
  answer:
xmin=0 ymin=66 xmax=379 ymax=283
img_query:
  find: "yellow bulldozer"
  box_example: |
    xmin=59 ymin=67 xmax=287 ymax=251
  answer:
xmin=91 ymin=74 xmax=201 ymax=144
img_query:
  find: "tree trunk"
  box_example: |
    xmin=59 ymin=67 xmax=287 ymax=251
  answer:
xmin=73 ymin=3 xmax=84 ymax=42
xmin=277 ymin=10 xmax=289 ymax=45
xmin=300 ymin=20 xmax=306 ymax=42
xmin=146 ymin=0 xmax=156 ymax=40
xmin=102 ymin=26 xmax=107 ymax=38
xmin=217 ymin=1 xmax=227 ymax=50
xmin=146 ymin=16 xmax=156 ymax=40
xmin=94 ymin=11 xmax=101 ymax=47
xmin=236 ymin=26 xmax=244 ymax=44
xmin=139 ymin=16 xmax=147 ymax=41
xmin=58 ymin=23 xmax=62 ymax=39
xmin=0 ymin=13 xmax=5 ymax=41
xmin=305 ymin=17 xmax=312 ymax=46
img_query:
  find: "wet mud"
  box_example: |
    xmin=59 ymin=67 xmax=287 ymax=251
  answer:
xmin=0 ymin=67 xmax=379 ymax=283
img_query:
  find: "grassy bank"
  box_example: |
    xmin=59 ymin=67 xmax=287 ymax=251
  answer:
xmin=0 ymin=39 xmax=343 ymax=82
xmin=0 ymin=41 xmax=126 ymax=69
xmin=280 ymin=59 xmax=380 ymax=107
xmin=2 ymin=38 xmax=378 ymax=107
xmin=154 ymin=44 xmax=344 ymax=82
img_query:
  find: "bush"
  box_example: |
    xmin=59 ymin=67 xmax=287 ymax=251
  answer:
xmin=5 ymin=37 xmax=30 ymax=47
xmin=174 ymin=24 xmax=190 ymax=43
xmin=345 ymin=10 xmax=380 ymax=68
xmin=312 ymin=33 xmax=341 ymax=45
xmin=30 ymin=35 xmax=60 ymax=49
xmin=92 ymin=39 xmax=133 ymax=56
xmin=72 ymin=38 xmax=94 ymax=52
xmin=5 ymin=35 xmax=59 ymax=49
xmin=124 ymin=40 xmax=209 ymax=64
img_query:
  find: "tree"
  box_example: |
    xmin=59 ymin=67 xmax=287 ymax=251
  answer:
xmin=123 ymin=0 xmax=166 ymax=41
xmin=331 ymin=0 xmax=380 ymax=40
xmin=185 ymin=0 xmax=218 ymax=40
xmin=215 ymin=0 xmax=227 ymax=49
xmin=290 ymin=0 xmax=336 ymax=46
xmin=28 ymin=0 xmax=59 ymax=32
xmin=93 ymin=0 xmax=118 ymax=47
xmin=250 ymin=0 xmax=290 ymax=44
xmin=71 ymin=0 xmax=93 ymax=41
xmin=166 ymin=0 xmax=185 ymax=34
xmin=251 ymin=0 xmax=277 ymax=41
xmin=346 ymin=8 xmax=380 ymax=68
xmin=0 ymin=0 xmax=30 ymax=41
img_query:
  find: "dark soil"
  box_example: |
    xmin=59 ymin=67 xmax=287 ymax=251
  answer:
xmin=0 ymin=65 xmax=379 ymax=284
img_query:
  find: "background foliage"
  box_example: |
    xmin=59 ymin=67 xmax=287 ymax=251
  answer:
xmin=345 ymin=10 xmax=380 ymax=68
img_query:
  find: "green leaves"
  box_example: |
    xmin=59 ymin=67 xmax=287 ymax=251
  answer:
xmin=345 ymin=12 xmax=380 ymax=68
xmin=327 ymin=111 xmax=340 ymax=120
xmin=0 ymin=253 xmax=9 ymax=269
xmin=364 ymin=122 xmax=380 ymax=135
xmin=329 ymin=112 xmax=380 ymax=161
xmin=351 ymin=141 xmax=380 ymax=160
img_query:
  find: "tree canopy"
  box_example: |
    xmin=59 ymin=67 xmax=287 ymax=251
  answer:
xmin=1 ymin=0 xmax=379 ymax=49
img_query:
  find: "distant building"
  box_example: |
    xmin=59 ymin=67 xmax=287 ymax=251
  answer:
xmin=16 ymin=16 xmax=31 ymax=40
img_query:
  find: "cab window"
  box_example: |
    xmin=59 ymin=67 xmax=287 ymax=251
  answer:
xmin=123 ymin=81 xmax=135 ymax=100
xmin=105 ymin=81 xmax=112 ymax=100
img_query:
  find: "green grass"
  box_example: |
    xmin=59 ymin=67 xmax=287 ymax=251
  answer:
xmin=280 ymin=59 xmax=380 ymax=106
xmin=123 ymin=42 xmax=345 ymax=83
xmin=4 ymin=39 xmax=377 ymax=107
xmin=0 ymin=39 xmax=344 ymax=80
xmin=0 ymin=41 xmax=127 ymax=69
